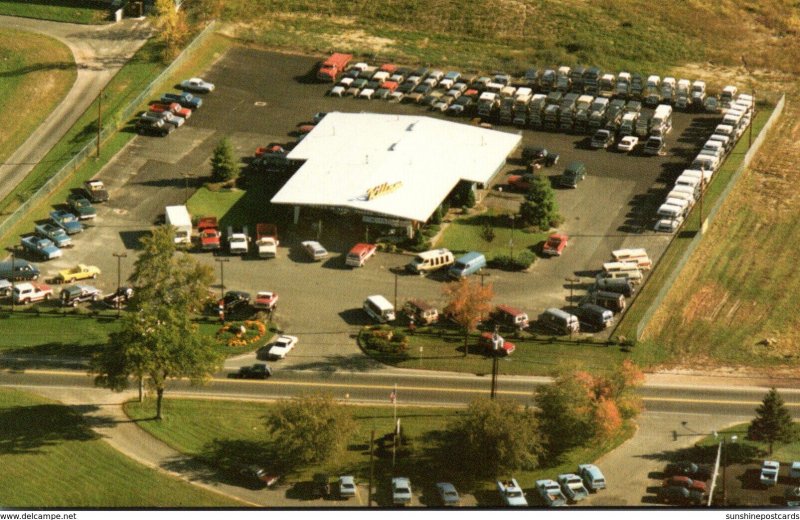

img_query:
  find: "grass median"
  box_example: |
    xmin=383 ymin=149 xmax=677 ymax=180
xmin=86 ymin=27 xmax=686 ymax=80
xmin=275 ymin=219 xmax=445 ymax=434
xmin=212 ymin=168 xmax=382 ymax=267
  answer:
xmin=0 ymin=0 xmax=110 ymax=24
xmin=0 ymin=388 xmax=240 ymax=507
xmin=125 ymin=396 xmax=633 ymax=504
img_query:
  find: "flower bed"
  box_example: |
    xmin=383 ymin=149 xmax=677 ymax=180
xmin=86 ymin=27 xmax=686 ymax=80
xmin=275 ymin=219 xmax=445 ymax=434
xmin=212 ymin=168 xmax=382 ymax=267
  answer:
xmin=216 ymin=320 xmax=266 ymax=347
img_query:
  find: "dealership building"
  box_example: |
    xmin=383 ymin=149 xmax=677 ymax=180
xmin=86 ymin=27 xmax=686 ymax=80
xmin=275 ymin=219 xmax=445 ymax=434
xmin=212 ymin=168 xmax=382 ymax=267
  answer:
xmin=270 ymin=112 xmax=521 ymax=235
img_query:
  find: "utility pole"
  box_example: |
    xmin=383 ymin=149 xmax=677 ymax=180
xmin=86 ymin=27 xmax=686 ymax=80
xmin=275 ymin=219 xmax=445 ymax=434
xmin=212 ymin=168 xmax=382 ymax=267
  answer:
xmin=368 ymin=429 xmax=375 ymax=507
xmin=393 ymin=271 xmax=398 ymax=311
xmin=96 ymin=88 xmax=103 ymax=158
xmin=490 ymin=325 xmax=500 ymax=399
xmin=565 ymin=276 xmax=580 ymax=304
xmin=112 ymin=252 xmax=127 ymax=318
xmin=508 ymin=215 xmax=515 ymax=261
xmin=9 ymin=252 xmax=14 ymax=313
xmin=215 ymin=258 xmax=229 ymax=299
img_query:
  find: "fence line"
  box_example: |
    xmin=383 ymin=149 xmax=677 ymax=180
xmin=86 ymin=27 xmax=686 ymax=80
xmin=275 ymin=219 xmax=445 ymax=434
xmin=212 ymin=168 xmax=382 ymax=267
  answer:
xmin=0 ymin=20 xmax=218 ymax=243
xmin=634 ymin=94 xmax=786 ymax=340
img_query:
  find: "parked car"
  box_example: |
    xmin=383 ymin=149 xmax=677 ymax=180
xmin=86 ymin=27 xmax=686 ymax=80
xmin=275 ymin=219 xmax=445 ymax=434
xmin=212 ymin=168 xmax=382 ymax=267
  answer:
xmin=60 ymin=284 xmax=101 ymax=307
xmin=664 ymin=461 xmax=711 ymax=481
xmin=180 ymin=77 xmax=215 ymax=93
xmin=135 ymin=117 xmax=173 ymax=136
xmin=542 ymin=233 xmax=568 ymax=256
xmin=83 ymin=179 xmax=109 ymax=203
xmin=56 ymin=264 xmax=100 ymax=283
xmin=103 ymin=286 xmax=133 ymax=309
xmin=218 ymin=290 xmax=251 ymax=313
xmin=435 ymin=482 xmax=460 ymax=506
xmin=761 ymin=461 xmax=780 ymax=486
xmin=148 ymin=102 xmax=192 ymax=119
xmin=663 ymin=476 xmax=707 ymax=494
xmin=252 ymin=291 xmax=278 ymax=311
xmin=522 ymin=146 xmax=559 ymax=168
xmin=617 ymin=135 xmax=639 ymax=152
xmin=785 ymin=486 xmax=800 ymax=507
xmin=558 ymin=473 xmax=589 ymax=502
xmin=301 ymin=240 xmax=328 ymax=261
xmin=643 ymin=136 xmax=666 ymax=155
xmin=20 ymin=235 xmax=62 ymax=260
xmin=50 ymin=209 xmax=82 ymax=235
xmin=577 ymin=464 xmax=606 ymax=491
xmin=13 ymin=282 xmax=52 ymax=304
xmin=239 ymin=465 xmax=278 ymax=489
xmin=497 ymin=478 xmax=528 ymax=506
xmin=266 ymin=335 xmax=299 ymax=360
xmin=232 ymin=363 xmax=272 ymax=379
xmin=590 ymin=129 xmax=615 ymax=149
xmin=161 ymin=92 xmax=202 ymax=109
xmin=536 ymin=479 xmax=567 ymax=507
xmin=338 ymin=476 xmax=357 ymax=499
xmin=559 ymin=161 xmax=587 ymax=188
xmin=659 ymin=485 xmax=703 ymax=505
xmin=392 ymin=477 xmax=412 ymax=506
xmin=506 ymin=173 xmax=537 ymax=192
xmin=35 ymin=223 xmax=71 ymax=248
xmin=67 ymin=193 xmax=96 ymax=220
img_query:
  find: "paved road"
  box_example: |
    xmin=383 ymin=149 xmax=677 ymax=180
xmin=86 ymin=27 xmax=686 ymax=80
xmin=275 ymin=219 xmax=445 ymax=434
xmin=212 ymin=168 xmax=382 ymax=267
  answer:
xmin=0 ymin=15 xmax=151 ymax=202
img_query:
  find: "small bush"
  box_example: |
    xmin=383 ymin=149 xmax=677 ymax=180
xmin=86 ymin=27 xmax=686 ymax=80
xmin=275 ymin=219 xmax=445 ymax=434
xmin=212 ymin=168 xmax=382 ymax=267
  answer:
xmin=363 ymin=326 xmax=408 ymax=354
xmin=489 ymin=251 xmax=536 ymax=271
xmin=481 ymin=223 xmax=496 ymax=242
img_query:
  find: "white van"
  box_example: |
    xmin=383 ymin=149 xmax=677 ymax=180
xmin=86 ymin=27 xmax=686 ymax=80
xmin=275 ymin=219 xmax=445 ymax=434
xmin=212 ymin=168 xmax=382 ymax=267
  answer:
xmin=715 ymin=124 xmax=735 ymax=138
xmin=602 ymin=261 xmax=641 ymax=274
xmin=405 ymin=248 xmax=454 ymax=274
xmin=667 ymin=190 xmax=696 ymax=208
xmin=598 ymin=269 xmax=643 ymax=284
xmin=708 ymin=134 xmax=732 ymax=152
xmin=611 ymin=248 xmax=652 ymax=270
xmin=675 ymin=175 xmax=701 ymax=196
xmin=701 ymin=140 xmax=725 ymax=158
xmin=658 ymin=198 xmax=688 ymax=219
xmin=539 ymin=308 xmax=580 ymax=335
xmin=363 ymin=295 xmax=396 ymax=323
xmin=671 ymin=184 xmax=699 ymax=200
xmin=692 ymin=154 xmax=719 ymax=173
xmin=682 ymin=167 xmax=712 ymax=184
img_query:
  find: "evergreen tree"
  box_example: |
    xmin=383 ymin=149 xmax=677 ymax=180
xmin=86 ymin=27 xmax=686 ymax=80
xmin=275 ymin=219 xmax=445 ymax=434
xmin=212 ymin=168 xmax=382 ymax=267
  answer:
xmin=748 ymin=388 xmax=797 ymax=454
xmin=519 ymin=176 xmax=560 ymax=230
xmin=211 ymin=137 xmax=238 ymax=182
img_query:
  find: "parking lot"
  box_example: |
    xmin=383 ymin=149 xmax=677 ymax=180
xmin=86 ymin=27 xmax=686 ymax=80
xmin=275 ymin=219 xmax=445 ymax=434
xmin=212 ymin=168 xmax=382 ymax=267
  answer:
xmin=34 ymin=46 xmax=727 ymax=369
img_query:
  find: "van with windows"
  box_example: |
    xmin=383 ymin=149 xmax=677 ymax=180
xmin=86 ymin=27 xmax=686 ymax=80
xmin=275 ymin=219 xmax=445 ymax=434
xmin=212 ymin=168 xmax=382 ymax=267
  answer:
xmin=363 ymin=295 xmax=396 ymax=323
xmin=447 ymin=252 xmax=487 ymax=279
xmin=598 ymin=269 xmax=643 ymax=284
xmin=715 ymin=124 xmax=735 ymax=139
xmin=491 ymin=304 xmax=529 ymax=331
xmin=405 ymin=248 xmax=454 ymax=275
xmin=667 ymin=190 xmax=695 ymax=209
xmin=675 ymin=175 xmax=701 ymax=197
xmin=682 ymin=167 xmax=711 ymax=184
xmin=708 ymin=133 xmax=732 ymax=152
xmin=722 ymin=112 xmax=742 ymax=131
xmin=691 ymin=154 xmax=719 ymax=173
xmin=611 ymin=248 xmax=652 ymax=270
xmin=657 ymin=199 xmax=688 ymax=219
xmin=701 ymin=140 xmax=725 ymax=159
xmin=602 ymin=261 xmax=641 ymax=275
xmin=671 ymin=185 xmax=698 ymax=201
xmin=576 ymin=303 xmax=615 ymax=330
xmin=402 ymin=299 xmax=439 ymax=325
xmin=592 ymin=291 xmax=627 ymax=313
xmin=595 ymin=277 xmax=635 ymax=297
xmin=538 ymin=308 xmax=580 ymax=335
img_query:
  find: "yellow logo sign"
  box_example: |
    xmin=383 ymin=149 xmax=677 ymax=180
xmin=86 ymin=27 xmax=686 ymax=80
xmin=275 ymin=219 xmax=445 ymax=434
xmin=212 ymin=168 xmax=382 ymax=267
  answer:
xmin=366 ymin=181 xmax=403 ymax=200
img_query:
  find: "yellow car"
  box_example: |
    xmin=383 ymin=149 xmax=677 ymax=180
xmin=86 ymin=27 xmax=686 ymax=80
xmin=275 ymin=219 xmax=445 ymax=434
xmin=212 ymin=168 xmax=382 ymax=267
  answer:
xmin=57 ymin=264 xmax=101 ymax=283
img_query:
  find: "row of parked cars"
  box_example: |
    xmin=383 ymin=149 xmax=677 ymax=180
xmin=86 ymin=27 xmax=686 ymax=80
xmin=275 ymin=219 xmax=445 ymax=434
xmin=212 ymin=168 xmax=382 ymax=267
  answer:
xmin=653 ymin=92 xmax=754 ymax=233
xmin=497 ymin=464 xmax=606 ymax=507
xmin=134 ymin=77 xmax=212 ymax=136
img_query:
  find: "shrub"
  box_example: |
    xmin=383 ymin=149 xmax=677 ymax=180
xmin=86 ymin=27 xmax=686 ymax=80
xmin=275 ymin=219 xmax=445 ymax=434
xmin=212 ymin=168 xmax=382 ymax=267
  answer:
xmin=210 ymin=137 xmax=238 ymax=182
xmin=489 ymin=251 xmax=536 ymax=271
xmin=481 ymin=223 xmax=496 ymax=242
xmin=363 ymin=326 xmax=408 ymax=354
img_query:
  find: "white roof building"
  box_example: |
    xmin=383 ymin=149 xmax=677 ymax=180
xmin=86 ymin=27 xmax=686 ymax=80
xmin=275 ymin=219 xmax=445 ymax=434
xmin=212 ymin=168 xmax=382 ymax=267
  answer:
xmin=271 ymin=112 xmax=521 ymax=224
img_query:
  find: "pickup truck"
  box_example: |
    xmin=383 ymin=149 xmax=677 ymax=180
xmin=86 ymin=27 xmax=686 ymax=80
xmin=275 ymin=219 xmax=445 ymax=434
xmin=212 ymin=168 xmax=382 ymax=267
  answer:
xmin=161 ymin=92 xmax=202 ymax=109
xmin=255 ymin=223 xmax=279 ymax=258
xmin=197 ymin=217 xmax=221 ymax=251
xmin=35 ymin=223 xmax=72 ymax=248
xmin=21 ymin=236 xmax=62 ymax=260
xmin=536 ymin=479 xmax=567 ymax=507
xmin=13 ymin=282 xmax=53 ymax=304
xmin=558 ymin=473 xmax=589 ymax=502
xmin=67 ymin=193 xmax=96 ymax=220
xmin=497 ymin=479 xmax=527 ymax=506
xmin=57 ymin=264 xmax=101 ymax=284
xmin=227 ymin=226 xmax=250 ymax=255
xmin=83 ymin=180 xmax=109 ymax=203
xmin=252 ymin=291 xmax=278 ymax=312
xmin=60 ymin=284 xmax=102 ymax=307
xmin=148 ymin=102 xmax=192 ymax=119
xmin=392 ymin=477 xmax=412 ymax=506
xmin=50 ymin=210 xmax=82 ymax=235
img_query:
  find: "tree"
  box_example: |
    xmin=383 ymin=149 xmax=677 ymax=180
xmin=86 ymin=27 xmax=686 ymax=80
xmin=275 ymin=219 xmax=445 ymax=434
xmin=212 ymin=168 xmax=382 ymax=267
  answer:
xmin=446 ymin=398 xmax=543 ymax=476
xmin=210 ymin=137 xmax=238 ymax=182
xmin=91 ymin=226 xmax=221 ymax=420
xmin=154 ymin=0 xmax=189 ymax=61
xmin=265 ymin=394 xmax=355 ymax=465
xmin=748 ymin=388 xmax=797 ymax=454
xmin=519 ymin=176 xmax=560 ymax=230
xmin=442 ymin=278 xmax=493 ymax=357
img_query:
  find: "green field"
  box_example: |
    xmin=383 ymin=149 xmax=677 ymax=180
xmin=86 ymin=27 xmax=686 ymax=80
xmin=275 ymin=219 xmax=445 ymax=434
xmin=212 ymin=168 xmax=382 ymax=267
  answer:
xmin=0 ymin=0 xmax=109 ymax=24
xmin=0 ymin=388 xmax=239 ymax=507
xmin=365 ymin=327 xmax=630 ymax=377
xmin=125 ymin=396 xmax=633 ymax=503
xmin=437 ymin=212 xmax=548 ymax=261
xmin=0 ymin=29 xmax=75 ymax=168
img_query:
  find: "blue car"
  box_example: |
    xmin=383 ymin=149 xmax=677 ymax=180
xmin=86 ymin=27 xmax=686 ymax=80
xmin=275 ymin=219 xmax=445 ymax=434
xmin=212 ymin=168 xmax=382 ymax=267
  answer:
xmin=20 ymin=235 xmax=62 ymax=260
xmin=35 ymin=223 xmax=72 ymax=248
xmin=161 ymin=92 xmax=202 ymax=109
xmin=50 ymin=210 xmax=82 ymax=235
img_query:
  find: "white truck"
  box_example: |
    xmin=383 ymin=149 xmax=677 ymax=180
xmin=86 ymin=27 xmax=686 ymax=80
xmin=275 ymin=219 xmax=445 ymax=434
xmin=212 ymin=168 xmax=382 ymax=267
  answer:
xmin=497 ymin=479 xmax=527 ymax=507
xmin=675 ymin=79 xmax=691 ymax=109
xmin=227 ymin=226 xmax=250 ymax=255
xmin=558 ymin=473 xmax=589 ymax=502
xmin=536 ymin=479 xmax=567 ymax=507
xmin=165 ymin=205 xmax=192 ymax=246
xmin=255 ymin=223 xmax=278 ymax=258
xmin=616 ymin=72 xmax=631 ymax=97
xmin=477 ymin=92 xmax=499 ymax=118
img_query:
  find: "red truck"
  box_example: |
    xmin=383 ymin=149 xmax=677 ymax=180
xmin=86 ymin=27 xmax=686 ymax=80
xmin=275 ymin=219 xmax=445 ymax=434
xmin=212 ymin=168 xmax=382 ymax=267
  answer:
xmin=255 ymin=223 xmax=279 ymax=258
xmin=317 ymin=53 xmax=352 ymax=82
xmin=197 ymin=217 xmax=221 ymax=251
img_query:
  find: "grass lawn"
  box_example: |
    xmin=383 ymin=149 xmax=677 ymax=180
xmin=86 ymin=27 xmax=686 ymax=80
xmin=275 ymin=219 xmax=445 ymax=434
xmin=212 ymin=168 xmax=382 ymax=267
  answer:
xmin=366 ymin=326 xmax=631 ymax=377
xmin=0 ymin=29 xmax=75 ymax=168
xmin=436 ymin=212 xmax=548 ymax=260
xmin=124 ymin=397 xmax=634 ymax=503
xmin=0 ymin=0 xmax=110 ymax=24
xmin=0 ymin=388 xmax=239 ymax=507
xmin=695 ymin=424 xmax=800 ymax=464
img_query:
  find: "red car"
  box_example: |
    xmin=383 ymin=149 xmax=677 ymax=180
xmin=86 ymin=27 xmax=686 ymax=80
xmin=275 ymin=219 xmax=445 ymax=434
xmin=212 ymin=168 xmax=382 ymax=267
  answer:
xmin=253 ymin=290 xmax=279 ymax=311
xmin=479 ymin=332 xmax=515 ymax=356
xmin=542 ymin=233 xmax=568 ymax=256
xmin=255 ymin=143 xmax=285 ymax=158
xmin=379 ymin=63 xmax=398 ymax=73
xmin=662 ymin=476 xmax=707 ymax=494
xmin=197 ymin=216 xmax=221 ymax=251
xmin=382 ymin=80 xmax=399 ymax=93
xmin=297 ymin=124 xmax=315 ymax=134
xmin=507 ymin=173 xmax=536 ymax=192
xmin=149 ymin=102 xmax=191 ymax=119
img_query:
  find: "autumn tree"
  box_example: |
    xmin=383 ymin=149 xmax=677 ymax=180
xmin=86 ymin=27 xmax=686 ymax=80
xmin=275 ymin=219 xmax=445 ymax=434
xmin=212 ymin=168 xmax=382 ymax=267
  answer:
xmin=91 ymin=226 xmax=221 ymax=420
xmin=154 ymin=0 xmax=190 ymax=61
xmin=266 ymin=394 xmax=355 ymax=465
xmin=446 ymin=398 xmax=544 ymax=476
xmin=210 ymin=137 xmax=238 ymax=182
xmin=442 ymin=278 xmax=493 ymax=357
xmin=748 ymin=388 xmax=797 ymax=455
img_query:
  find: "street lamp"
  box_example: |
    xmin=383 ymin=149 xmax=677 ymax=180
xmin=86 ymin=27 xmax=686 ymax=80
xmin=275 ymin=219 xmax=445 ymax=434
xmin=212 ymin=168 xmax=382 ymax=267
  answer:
xmin=112 ymin=252 xmax=127 ymax=318
xmin=214 ymin=258 xmax=229 ymax=300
